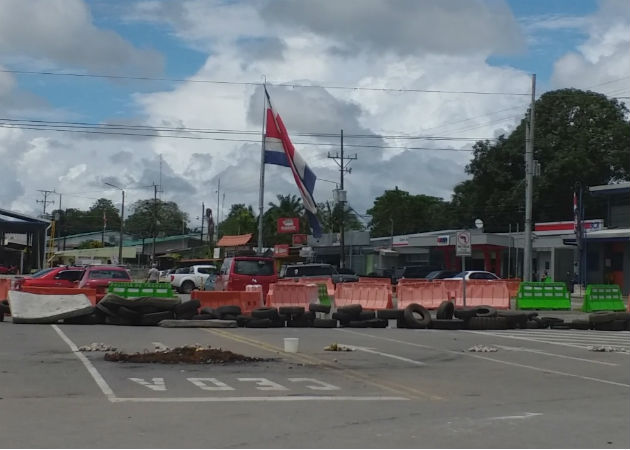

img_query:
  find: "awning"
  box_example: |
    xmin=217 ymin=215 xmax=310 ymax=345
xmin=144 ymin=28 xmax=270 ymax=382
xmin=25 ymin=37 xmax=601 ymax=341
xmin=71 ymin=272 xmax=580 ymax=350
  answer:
xmin=563 ymin=228 xmax=630 ymax=245
xmin=217 ymin=233 xmax=253 ymax=247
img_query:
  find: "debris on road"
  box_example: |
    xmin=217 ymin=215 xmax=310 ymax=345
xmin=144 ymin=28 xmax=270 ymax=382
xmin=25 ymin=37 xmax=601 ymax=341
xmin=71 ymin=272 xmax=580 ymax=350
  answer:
xmin=78 ymin=343 xmax=117 ymax=352
xmin=587 ymin=345 xmax=629 ymax=353
xmin=104 ymin=344 xmax=270 ymax=364
xmin=324 ymin=343 xmax=353 ymax=351
xmin=467 ymin=345 xmax=498 ymax=352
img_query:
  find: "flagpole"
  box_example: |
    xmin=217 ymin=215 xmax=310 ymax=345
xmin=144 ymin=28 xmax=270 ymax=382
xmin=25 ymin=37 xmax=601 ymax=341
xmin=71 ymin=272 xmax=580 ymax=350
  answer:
xmin=257 ymin=78 xmax=267 ymax=255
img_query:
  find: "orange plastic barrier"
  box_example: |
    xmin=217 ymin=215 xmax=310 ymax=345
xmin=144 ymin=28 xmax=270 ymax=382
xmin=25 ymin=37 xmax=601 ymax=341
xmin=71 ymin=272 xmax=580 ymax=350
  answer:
xmin=0 ymin=278 xmax=10 ymax=300
xmin=396 ymin=278 xmax=427 ymax=286
xmin=397 ymin=282 xmax=447 ymax=310
xmin=335 ymin=283 xmax=392 ymax=310
xmin=266 ymin=283 xmax=318 ymax=308
xmin=19 ymin=286 xmax=98 ymax=305
xmin=300 ymin=277 xmax=335 ymax=296
xmin=463 ymin=280 xmax=510 ymax=309
xmin=441 ymin=279 xmax=463 ymax=304
xmin=191 ymin=291 xmax=262 ymax=314
xmin=505 ymin=278 xmax=521 ymax=299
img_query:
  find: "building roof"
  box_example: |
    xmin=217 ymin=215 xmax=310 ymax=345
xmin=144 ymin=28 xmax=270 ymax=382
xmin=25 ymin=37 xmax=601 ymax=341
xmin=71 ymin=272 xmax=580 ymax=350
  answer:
xmin=122 ymin=233 xmax=201 ymax=247
xmin=589 ymin=182 xmax=630 ymax=196
xmin=217 ymin=233 xmax=253 ymax=247
xmin=0 ymin=208 xmax=49 ymax=233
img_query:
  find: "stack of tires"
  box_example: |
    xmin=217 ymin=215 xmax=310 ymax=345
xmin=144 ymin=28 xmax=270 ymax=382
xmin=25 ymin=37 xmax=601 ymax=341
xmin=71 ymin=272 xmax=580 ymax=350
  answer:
xmin=235 ymin=304 xmax=336 ymax=328
xmin=332 ymin=304 xmax=389 ymax=328
xmin=588 ymin=311 xmax=630 ymax=331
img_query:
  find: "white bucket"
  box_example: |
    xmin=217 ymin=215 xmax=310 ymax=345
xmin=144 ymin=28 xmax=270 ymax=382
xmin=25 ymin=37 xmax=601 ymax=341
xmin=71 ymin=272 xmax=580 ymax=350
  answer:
xmin=284 ymin=337 xmax=299 ymax=353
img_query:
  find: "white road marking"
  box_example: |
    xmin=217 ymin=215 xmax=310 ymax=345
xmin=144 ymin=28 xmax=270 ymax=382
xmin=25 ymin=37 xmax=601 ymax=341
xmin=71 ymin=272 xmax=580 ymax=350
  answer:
xmin=487 ymin=412 xmax=542 ymax=420
xmin=188 ymin=377 xmax=235 ymax=391
xmin=51 ymin=325 xmax=117 ymax=401
xmin=237 ymin=378 xmax=289 ymax=391
xmin=337 ymin=329 xmax=630 ymax=388
xmin=492 ymin=344 xmax=618 ymax=366
xmin=110 ymin=396 xmax=408 ymax=402
xmin=288 ymin=378 xmax=341 ymax=390
xmin=151 ymin=341 xmax=168 ymax=349
xmin=129 ymin=377 xmax=167 ymax=391
xmin=339 ymin=344 xmax=426 ymax=366
xmin=464 ymin=330 xmax=630 ymax=352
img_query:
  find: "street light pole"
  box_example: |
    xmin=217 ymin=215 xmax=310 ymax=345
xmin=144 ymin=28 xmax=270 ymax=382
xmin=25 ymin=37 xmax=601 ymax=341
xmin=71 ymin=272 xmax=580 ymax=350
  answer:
xmin=105 ymin=182 xmax=125 ymax=264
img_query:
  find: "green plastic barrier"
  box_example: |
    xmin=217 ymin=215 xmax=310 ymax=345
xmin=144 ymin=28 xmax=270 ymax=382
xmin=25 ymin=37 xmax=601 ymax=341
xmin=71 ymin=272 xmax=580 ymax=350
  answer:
xmin=107 ymin=282 xmax=176 ymax=298
xmin=516 ymin=282 xmax=571 ymax=310
xmin=582 ymin=284 xmax=625 ymax=312
xmin=317 ymin=283 xmax=331 ymax=306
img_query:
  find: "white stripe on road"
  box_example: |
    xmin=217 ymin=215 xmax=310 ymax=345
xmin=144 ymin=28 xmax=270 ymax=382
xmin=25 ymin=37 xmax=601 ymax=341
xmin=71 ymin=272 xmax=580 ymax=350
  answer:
xmin=337 ymin=329 xmax=630 ymax=388
xmin=51 ymin=325 xmax=117 ymax=401
xmin=110 ymin=396 xmax=408 ymax=403
xmin=464 ymin=330 xmax=630 ymax=352
xmin=487 ymin=412 xmax=542 ymax=420
xmin=492 ymin=344 xmax=618 ymax=366
xmin=338 ymin=344 xmax=425 ymax=366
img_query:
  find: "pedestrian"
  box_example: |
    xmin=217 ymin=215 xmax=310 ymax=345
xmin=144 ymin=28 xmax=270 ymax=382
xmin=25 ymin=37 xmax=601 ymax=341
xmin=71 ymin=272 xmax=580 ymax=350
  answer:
xmin=146 ymin=264 xmax=159 ymax=283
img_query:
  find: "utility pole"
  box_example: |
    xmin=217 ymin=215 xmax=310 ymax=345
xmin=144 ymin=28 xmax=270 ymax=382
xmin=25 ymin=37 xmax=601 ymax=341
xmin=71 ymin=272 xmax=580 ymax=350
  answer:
xmin=523 ymin=74 xmax=536 ymax=282
xmin=327 ymin=129 xmax=357 ymax=269
xmin=200 ymin=202 xmax=205 ymax=245
xmin=152 ymin=183 xmax=158 ymax=264
xmin=36 ymin=189 xmax=55 ymax=217
xmin=216 ymin=178 xmax=221 ymax=243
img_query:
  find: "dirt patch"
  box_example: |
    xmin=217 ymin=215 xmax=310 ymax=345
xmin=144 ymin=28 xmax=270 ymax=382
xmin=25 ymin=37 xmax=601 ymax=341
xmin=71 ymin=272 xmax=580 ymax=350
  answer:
xmin=104 ymin=345 xmax=271 ymax=364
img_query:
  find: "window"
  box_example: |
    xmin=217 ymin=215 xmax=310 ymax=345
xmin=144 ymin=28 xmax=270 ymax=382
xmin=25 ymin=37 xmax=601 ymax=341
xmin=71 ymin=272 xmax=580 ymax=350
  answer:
xmin=88 ymin=270 xmax=130 ymax=280
xmin=31 ymin=268 xmax=55 ymax=278
xmin=56 ymin=270 xmax=84 ymax=281
xmin=197 ymin=267 xmax=216 ymax=275
xmin=290 ymin=265 xmax=333 ymax=277
xmin=234 ymin=260 xmax=274 ymax=276
xmin=220 ymin=259 xmax=232 ymax=275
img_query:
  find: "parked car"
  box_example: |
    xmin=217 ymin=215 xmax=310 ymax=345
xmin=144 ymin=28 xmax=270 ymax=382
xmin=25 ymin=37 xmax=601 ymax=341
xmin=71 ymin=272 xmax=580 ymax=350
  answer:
xmin=424 ymin=270 xmax=459 ymax=281
xmin=215 ymin=256 xmax=277 ymax=297
xmin=77 ymin=265 xmax=132 ymax=300
xmin=394 ymin=265 xmax=441 ymax=283
xmin=280 ymin=263 xmax=358 ymax=283
xmin=170 ymin=265 xmax=217 ymax=294
xmin=17 ymin=266 xmax=85 ymax=290
xmin=335 ymin=267 xmax=360 ymax=283
xmin=445 ymin=271 xmax=500 ymax=280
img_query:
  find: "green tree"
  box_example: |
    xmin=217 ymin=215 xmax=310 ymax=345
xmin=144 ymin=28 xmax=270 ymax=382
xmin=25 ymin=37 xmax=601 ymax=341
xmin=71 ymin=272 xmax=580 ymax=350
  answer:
xmin=367 ymin=187 xmax=451 ymax=237
xmin=76 ymin=240 xmax=104 ymax=249
xmin=53 ymin=198 xmax=121 ymax=236
xmin=318 ymin=201 xmax=365 ymax=233
xmin=262 ymin=194 xmax=306 ymax=245
xmin=451 ymin=89 xmax=629 ymax=231
xmin=125 ymin=199 xmax=188 ymax=238
xmin=219 ymin=204 xmax=257 ymax=237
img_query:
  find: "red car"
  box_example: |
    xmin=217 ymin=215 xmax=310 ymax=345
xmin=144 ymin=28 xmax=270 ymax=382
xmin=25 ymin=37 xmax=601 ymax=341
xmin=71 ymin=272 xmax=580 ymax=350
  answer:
xmin=18 ymin=266 xmax=85 ymax=290
xmin=78 ymin=265 xmax=132 ymax=300
xmin=215 ymin=256 xmax=277 ymax=297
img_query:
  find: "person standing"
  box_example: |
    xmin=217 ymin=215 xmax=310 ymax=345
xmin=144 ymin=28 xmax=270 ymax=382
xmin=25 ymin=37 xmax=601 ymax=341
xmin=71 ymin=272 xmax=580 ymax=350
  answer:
xmin=146 ymin=264 xmax=159 ymax=283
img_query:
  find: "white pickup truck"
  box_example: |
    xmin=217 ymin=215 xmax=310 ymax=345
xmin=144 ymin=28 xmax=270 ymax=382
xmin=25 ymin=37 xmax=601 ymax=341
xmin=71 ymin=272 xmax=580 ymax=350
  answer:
xmin=170 ymin=265 xmax=217 ymax=293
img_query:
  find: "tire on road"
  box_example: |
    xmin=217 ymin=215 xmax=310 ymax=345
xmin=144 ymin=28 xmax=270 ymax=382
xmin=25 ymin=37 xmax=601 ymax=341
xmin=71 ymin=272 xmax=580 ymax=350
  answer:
xmin=309 ymin=303 xmax=331 ymax=314
xmin=589 ymin=312 xmax=617 ymax=324
xmin=117 ymin=306 xmax=142 ymax=321
xmin=473 ymin=305 xmax=497 ymax=318
xmin=569 ymin=319 xmax=590 ymax=330
xmin=140 ymin=310 xmax=174 ymax=326
xmin=403 ymin=303 xmax=431 ymax=329
xmin=431 ymin=318 xmax=465 ymax=330
xmin=377 ymin=309 xmax=404 ymax=320
xmin=467 ymin=316 xmax=509 ymax=330
xmin=313 ymin=318 xmax=337 ymax=328
xmin=252 ymin=307 xmax=279 ymax=319
xmin=216 ymin=305 xmax=242 ymax=316
xmin=593 ymin=320 xmax=627 ymax=331
xmin=436 ymin=301 xmax=455 ymax=320
xmin=366 ymin=318 xmax=388 ymax=328
xmin=337 ymin=304 xmax=362 ymax=318
xmin=279 ymin=306 xmax=305 ymax=316
xmin=174 ymin=299 xmax=201 ymax=316
xmin=245 ymin=318 xmax=272 ymax=328
xmin=358 ymin=310 xmax=376 ymax=321
xmin=346 ymin=320 xmax=369 ymax=328
xmin=453 ymin=308 xmax=476 ymax=321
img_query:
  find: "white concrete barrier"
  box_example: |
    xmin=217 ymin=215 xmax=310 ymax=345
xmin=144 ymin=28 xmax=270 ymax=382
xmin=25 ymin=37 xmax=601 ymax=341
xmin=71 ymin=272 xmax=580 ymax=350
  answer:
xmin=8 ymin=291 xmax=94 ymax=324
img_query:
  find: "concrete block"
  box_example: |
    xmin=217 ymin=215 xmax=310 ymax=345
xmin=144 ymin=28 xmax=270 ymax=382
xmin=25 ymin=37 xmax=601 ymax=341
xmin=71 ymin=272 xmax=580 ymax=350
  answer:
xmin=8 ymin=291 xmax=94 ymax=324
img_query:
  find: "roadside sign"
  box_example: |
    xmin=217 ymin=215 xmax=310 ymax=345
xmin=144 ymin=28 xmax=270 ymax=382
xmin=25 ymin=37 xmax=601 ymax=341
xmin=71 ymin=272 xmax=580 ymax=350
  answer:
xmin=277 ymin=218 xmax=299 ymax=233
xmin=274 ymin=244 xmax=290 ymax=257
xmin=456 ymin=231 xmax=471 ymax=256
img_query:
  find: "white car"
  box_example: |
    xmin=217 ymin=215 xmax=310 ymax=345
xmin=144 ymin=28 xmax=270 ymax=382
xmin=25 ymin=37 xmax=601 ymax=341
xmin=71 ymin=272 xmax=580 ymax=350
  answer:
xmin=170 ymin=265 xmax=217 ymax=293
xmin=445 ymin=271 xmax=500 ymax=280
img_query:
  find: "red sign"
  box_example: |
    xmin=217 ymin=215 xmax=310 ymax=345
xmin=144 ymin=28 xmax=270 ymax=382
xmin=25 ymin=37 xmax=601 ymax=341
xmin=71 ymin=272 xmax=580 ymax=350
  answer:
xmin=277 ymin=217 xmax=299 ymax=233
xmin=292 ymin=234 xmax=308 ymax=246
xmin=274 ymin=244 xmax=289 ymax=257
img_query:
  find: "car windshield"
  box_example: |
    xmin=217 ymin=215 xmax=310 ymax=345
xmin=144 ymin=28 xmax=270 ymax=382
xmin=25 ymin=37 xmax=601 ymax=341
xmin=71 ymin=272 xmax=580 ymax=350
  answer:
xmin=87 ymin=269 xmax=130 ymax=280
xmin=234 ymin=260 xmax=274 ymax=276
xmin=425 ymin=271 xmax=441 ymax=279
xmin=453 ymin=272 xmax=466 ymax=278
xmin=30 ymin=268 xmax=55 ymax=278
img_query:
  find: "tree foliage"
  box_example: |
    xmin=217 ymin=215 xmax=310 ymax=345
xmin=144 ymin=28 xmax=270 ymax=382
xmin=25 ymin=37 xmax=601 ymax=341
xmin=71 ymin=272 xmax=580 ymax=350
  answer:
xmin=124 ymin=199 xmax=188 ymax=238
xmin=451 ymin=89 xmax=629 ymax=231
xmin=262 ymin=194 xmax=306 ymax=245
xmin=318 ymin=201 xmax=365 ymax=233
xmin=54 ymin=198 xmax=121 ymax=236
xmin=367 ymin=187 xmax=452 ymax=237
xmin=219 ymin=204 xmax=257 ymax=237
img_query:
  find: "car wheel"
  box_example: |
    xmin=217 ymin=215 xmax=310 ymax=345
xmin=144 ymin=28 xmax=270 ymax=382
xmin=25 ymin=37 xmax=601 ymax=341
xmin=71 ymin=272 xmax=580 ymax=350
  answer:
xmin=180 ymin=281 xmax=195 ymax=294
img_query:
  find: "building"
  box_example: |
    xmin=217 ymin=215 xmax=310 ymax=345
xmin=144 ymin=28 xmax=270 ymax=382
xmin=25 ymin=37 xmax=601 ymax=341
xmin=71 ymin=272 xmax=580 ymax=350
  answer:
xmin=0 ymin=208 xmax=49 ymax=272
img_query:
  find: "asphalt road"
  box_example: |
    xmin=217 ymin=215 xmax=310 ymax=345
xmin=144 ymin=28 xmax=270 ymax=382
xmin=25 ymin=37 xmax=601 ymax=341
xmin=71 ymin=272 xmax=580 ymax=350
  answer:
xmin=0 ymin=316 xmax=628 ymax=448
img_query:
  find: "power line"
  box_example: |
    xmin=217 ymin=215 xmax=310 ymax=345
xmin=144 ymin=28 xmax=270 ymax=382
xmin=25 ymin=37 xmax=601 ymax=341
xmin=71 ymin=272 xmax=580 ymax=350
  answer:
xmin=0 ymin=68 xmax=531 ymax=96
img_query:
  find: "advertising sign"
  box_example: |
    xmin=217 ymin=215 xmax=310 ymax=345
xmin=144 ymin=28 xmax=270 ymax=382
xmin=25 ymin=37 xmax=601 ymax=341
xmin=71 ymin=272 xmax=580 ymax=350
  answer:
xmin=292 ymin=234 xmax=308 ymax=246
xmin=274 ymin=244 xmax=290 ymax=257
xmin=277 ymin=217 xmax=299 ymax=233
xmin=436 ymin=235 xmax=449 ymax=246
xmin=455 ymin=231 xmax=471 ymax=256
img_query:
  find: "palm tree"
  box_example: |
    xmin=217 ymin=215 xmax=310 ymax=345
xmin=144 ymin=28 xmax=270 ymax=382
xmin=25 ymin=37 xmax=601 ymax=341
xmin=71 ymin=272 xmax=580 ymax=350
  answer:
xmin=263 ymin=194 xmax=306 ymax=245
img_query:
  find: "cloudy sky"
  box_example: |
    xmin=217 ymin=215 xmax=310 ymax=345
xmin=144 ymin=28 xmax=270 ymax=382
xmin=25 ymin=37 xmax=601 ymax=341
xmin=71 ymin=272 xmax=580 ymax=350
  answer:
xmin=0 ymin=0 xmax=628 ymax=231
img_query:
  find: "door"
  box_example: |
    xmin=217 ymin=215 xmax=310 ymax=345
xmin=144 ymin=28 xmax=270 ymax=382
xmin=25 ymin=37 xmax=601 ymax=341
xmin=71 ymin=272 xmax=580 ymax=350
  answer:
xmin=54 ymin=270 xmax=84 ymax=287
